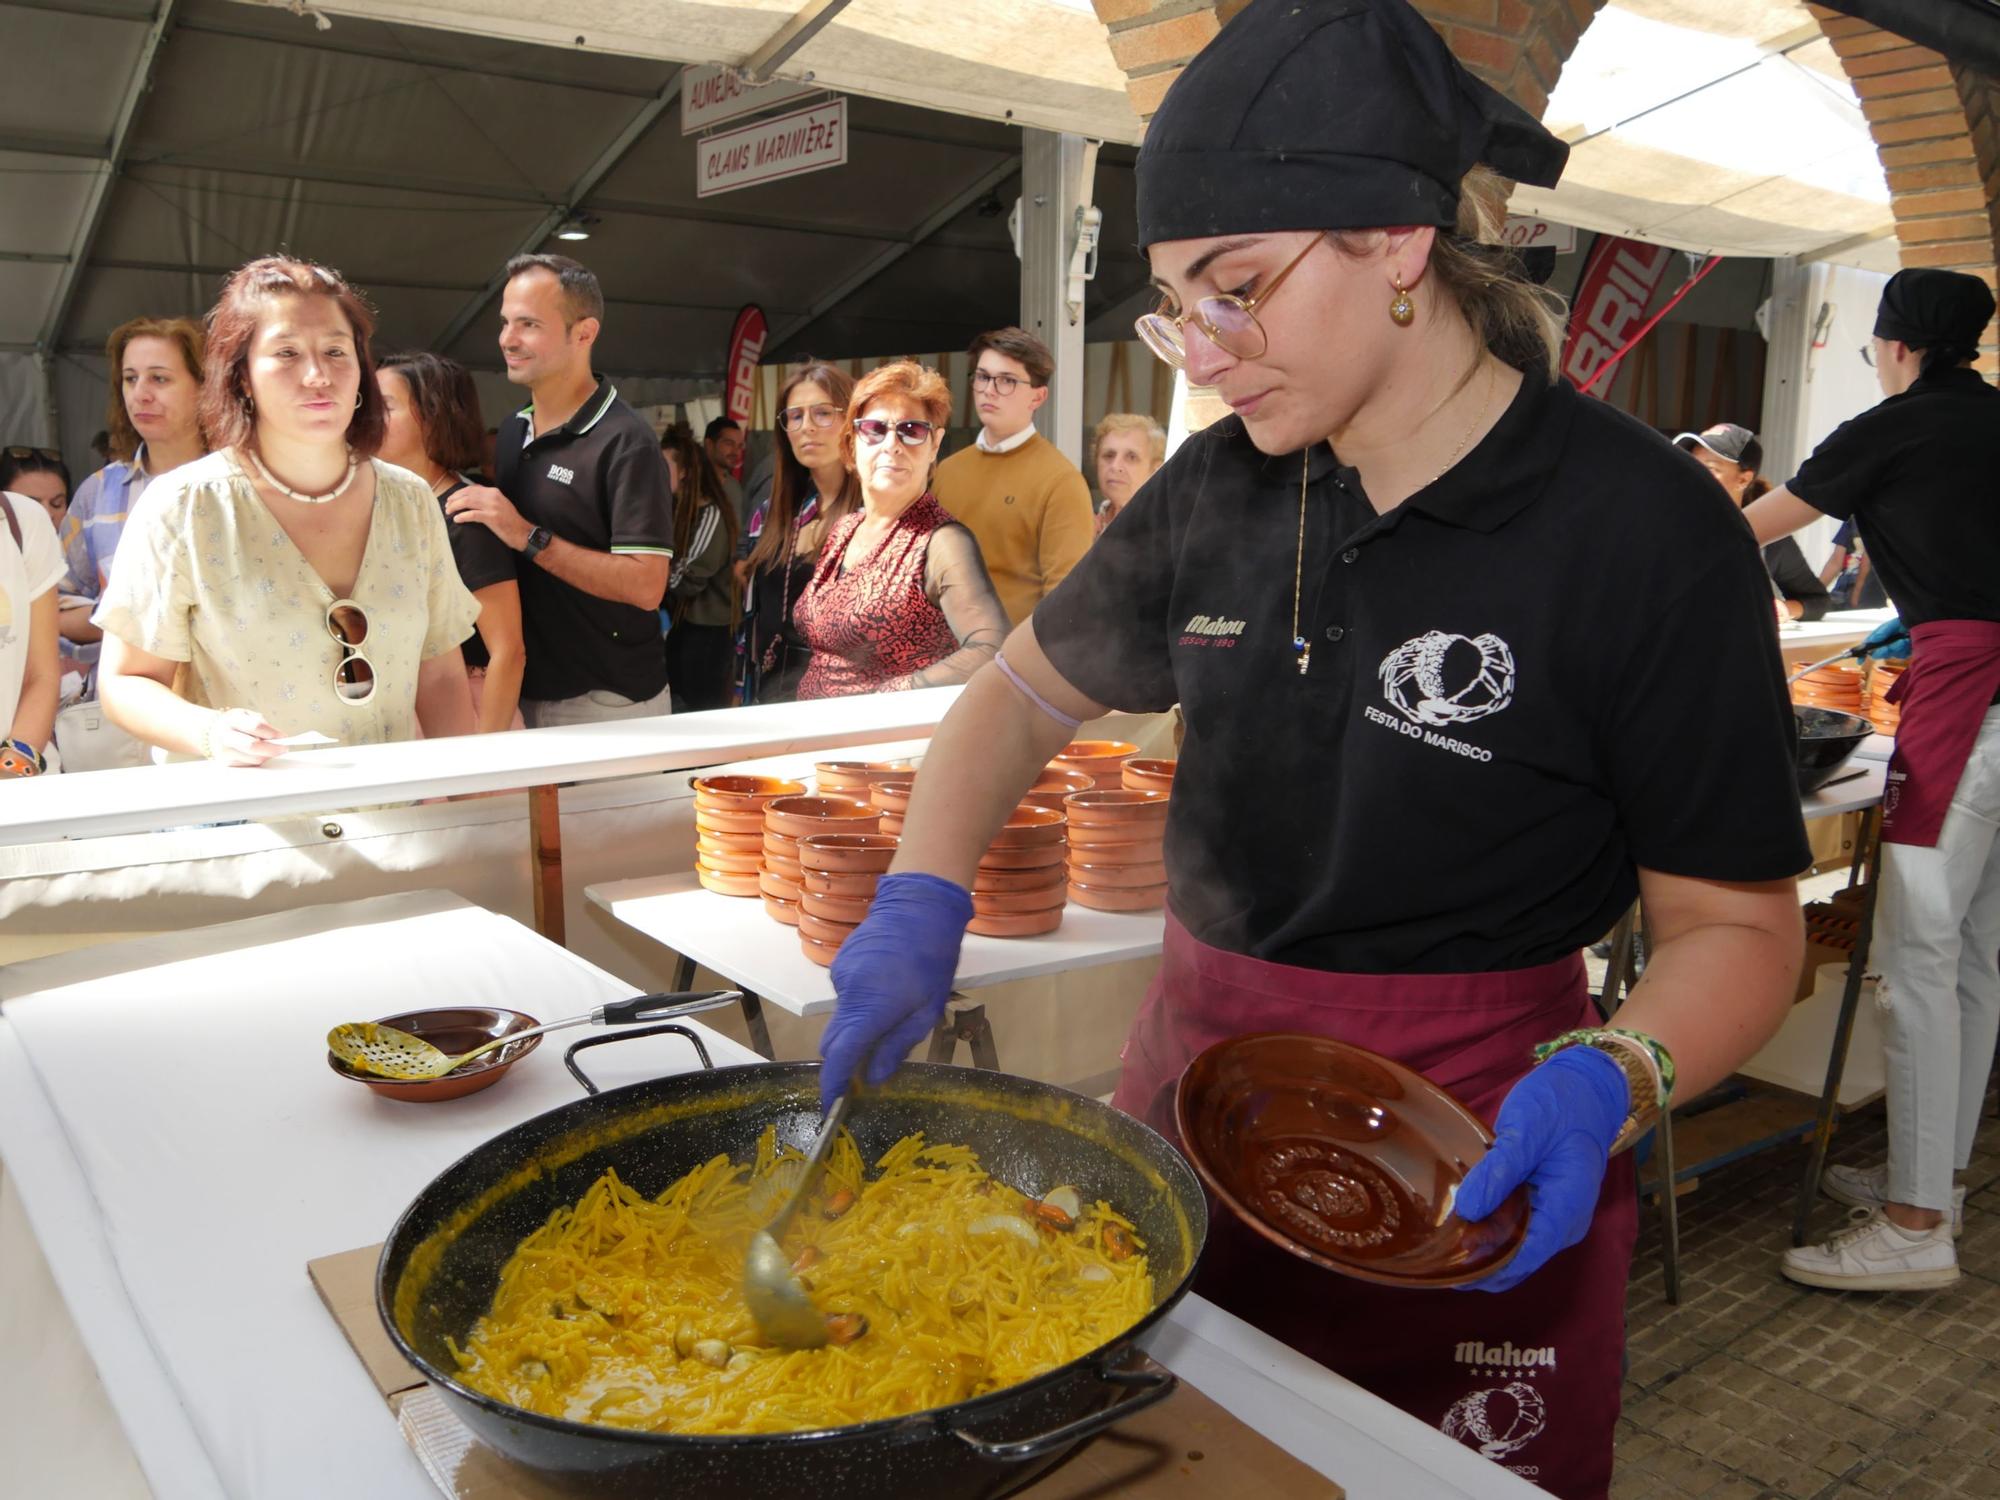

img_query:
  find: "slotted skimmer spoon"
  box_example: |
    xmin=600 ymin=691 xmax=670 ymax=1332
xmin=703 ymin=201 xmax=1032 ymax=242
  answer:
xmin=744 ymin=1089 xmax=854 ymax=1349
xmin=326 ymin=990 xmax=742 ymax=1081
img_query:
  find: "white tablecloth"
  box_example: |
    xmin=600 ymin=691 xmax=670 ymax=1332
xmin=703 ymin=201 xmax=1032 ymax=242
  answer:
xmin=0 ymin=892 xmax=1537 ymax=1500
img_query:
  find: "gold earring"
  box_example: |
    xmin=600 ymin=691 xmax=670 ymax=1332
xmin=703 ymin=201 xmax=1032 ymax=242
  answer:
xmin=1389 ymin=277 xmax=1415 ymax=327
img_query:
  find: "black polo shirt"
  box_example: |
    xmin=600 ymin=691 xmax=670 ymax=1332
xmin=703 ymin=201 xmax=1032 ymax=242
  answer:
xmin=1787 ymin=365 xmax=2000 ymax=627
xmin=437 ymin=477 xmax=516 ymax=671
xmin=1034 ymin=368 xmax=1810 ymax=974
xmin=497 ymin=378 xmax=673 ymax=702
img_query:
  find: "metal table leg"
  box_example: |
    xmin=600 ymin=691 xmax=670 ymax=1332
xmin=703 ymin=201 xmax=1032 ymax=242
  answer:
xmin=1792 ymin=806 xmax=1882 ymax=1247
xmin=667 ymin=953 xmax=772 ymax=1057
xmin=529 ymin=783 xmax=565 ymax=946
xmin=671 ymin=954 xmax=696 ymax=991
xmin=925 ymin=997 xmax=1000 ymax=1069
xmin=1653 ymin=1109 xmax=1681 ymax=1305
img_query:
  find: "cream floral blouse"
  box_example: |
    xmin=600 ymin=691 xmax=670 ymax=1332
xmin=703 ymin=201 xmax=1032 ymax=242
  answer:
xmin=94 ymin=451 xmax=480 ymax=746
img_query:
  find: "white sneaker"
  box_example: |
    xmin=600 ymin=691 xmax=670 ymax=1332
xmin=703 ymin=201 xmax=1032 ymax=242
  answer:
xmin=1821 ymin=1162 xmax=1966 ymax=1237
xmin=1782 ymin=1207 xmax=1959 ymax=1292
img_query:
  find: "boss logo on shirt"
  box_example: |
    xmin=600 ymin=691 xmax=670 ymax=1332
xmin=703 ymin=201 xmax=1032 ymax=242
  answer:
xmin=546 ymin=463 xmax=576 ymax=486
xmin=1178 ymin=613 xmax=1247 ymax=647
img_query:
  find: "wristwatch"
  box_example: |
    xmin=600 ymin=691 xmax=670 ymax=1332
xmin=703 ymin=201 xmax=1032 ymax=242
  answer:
xmin=521 ymin=525 xmax=553 ymax=560
xmin=1 ymin=737 xmax=44 ymax=776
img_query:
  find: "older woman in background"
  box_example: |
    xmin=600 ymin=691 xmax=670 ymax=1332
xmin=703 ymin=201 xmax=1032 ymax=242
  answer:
xmin=378 ymin=350 xmax=524 ymax=732
xmin=793 ymin=362 xmax=1006 ymax=699
xmin=741 ymin=363 xmax=857 ymax=703
xmin=1091 ymin=411 xmax=1166 ymax=534
xmin=95 ymin=257 xmax=478 ymax=762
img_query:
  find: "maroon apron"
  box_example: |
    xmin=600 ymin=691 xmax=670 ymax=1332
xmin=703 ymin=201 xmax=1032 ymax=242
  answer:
xmin=1879 ymin=620 xmax=2000 ymax=847
xmin=1115 ymin=914 xmax=1637 ymax=1500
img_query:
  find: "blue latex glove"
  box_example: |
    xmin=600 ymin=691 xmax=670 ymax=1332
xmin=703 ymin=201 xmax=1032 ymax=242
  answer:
xmin=1453 ymin=1047 xmax=1629 ymax=1294
xmin=818 ymin=872 xmax=972 ymax=1107
xmin=1862 ymin=618 xmax=1910 ymax=661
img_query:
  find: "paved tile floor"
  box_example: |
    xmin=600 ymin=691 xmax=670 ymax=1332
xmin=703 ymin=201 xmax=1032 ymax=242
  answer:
xmin=1611 ymin=1079 xmax=2000 ymax=1499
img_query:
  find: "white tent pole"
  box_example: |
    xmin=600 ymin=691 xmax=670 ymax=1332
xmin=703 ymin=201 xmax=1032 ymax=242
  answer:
xmin=740 ymin=0 xmax=855 ymax=84
xmin=1019 ymin=129 xmax=1088 ymax=465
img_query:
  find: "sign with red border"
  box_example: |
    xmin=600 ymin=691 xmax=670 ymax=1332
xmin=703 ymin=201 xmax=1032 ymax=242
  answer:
xmin=697 ymin=99 xmax=847 ymax=199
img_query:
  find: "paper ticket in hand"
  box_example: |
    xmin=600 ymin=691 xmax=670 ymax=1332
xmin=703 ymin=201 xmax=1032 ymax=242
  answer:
xmin=273 ymin=731 xmax=338 ymax=747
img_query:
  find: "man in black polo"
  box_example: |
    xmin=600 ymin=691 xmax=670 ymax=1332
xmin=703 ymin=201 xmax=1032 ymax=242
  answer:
xmin=447 ymin=254 xmax=674 ymax=725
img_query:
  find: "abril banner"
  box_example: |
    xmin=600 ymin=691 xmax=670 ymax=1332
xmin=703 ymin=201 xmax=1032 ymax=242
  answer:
xmin=1561 ymin=235 xmax=1675 ymax=396
xmin=725 ymin=304 xmax=767 ymax=463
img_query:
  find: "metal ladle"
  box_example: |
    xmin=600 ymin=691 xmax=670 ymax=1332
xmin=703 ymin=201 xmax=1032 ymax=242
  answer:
xmin=743 ymin=1090 xmax=853 ymax=1349
xmin=327 ymin=991 xmax=742 ymax=1081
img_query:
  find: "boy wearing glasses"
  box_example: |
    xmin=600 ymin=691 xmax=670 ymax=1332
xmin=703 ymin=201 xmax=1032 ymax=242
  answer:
xmin=932 ymin=327 xmax=1094 ymax=627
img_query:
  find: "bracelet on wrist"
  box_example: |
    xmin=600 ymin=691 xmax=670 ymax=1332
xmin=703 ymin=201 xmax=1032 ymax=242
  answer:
xmin=1534 ymin=1026 xmax=1676 ymax=1156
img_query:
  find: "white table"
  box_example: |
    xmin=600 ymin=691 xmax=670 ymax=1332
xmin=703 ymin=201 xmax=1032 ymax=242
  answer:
xmin=1776 ymin=606 xmax=1899 ymax=664
xmin=586 ymin=870 xmax=1167 ymax=1062
xmin=0 ymin=891 xmax=1538 ymax=1500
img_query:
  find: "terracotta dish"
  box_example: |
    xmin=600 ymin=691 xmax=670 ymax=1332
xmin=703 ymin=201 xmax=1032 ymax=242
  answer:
xmin=1020 ymin=768 xmax=1094 ymax=811
xmin=1052 ymin=740 xmax=1140 ymax=789
xmin=691 ymin=774 xmax=806 ymax=811
xmin=797 ymin=910 xmax=859 ymax=946
xmin=693 ymin=806 xmax=768 ymax=836
xmin=971 ymin=865 xmax=1070 ymax=893
xmin=763 ymin=852 xmax=805 ymax=884
xmin=799 ymin=932 xmax=843 ymax=967
xmin=796 ymin=832 xmax=898 ymax=873
xmin=877 ymin=813 xmax=905 ymax=838
xmin=986 ymin=805 xmax=1067 ymax=848
xmin=761 ymin=891 xmax=800 ymax=927
xmin=758 ymin=868 xmax=804 ymax=903
xmin=1066 ymin=880 xmax=1165 ymax=913
xmin=328 ymin=1007 xmax=543 ymax=1103
xmin=971 ymin=885 xmax=1068 ymax=916
xmin=763 ymin=830 xmax=800 ymax=860
xmin=1175 ymin=1033 xmax=1528 ymax=1288
xmin=693 ymin=844 xmax=763 ymax=875
xmin=1064 ymin=829 xmax=1165 ymax=860
xmin=967 ymin=907 xmax=1064 ymax=938
xmin=869 ymin=780 xmax=915 ymax=816
xmin=1066 ymin=859 xmax=1168 ymax=890
xmin=801 ymin=889 xmax=874 ymax=925
xmin=764 ymin=795 xmax=879 ymax=840
xmin=1121 ymin=759 xmax=1177 ymax=794
xmin=697 ymin=866 xmax=762 ymax=899
xmin=815 ymin=760 xmax=916 ymax=794
xmin=1064 ymin=789 xmax=1170 ymax=826
xmin=802 ymin=868 xmax=881 ymax=899
xmin=977 ymin=843 xmax=1069 ymax=872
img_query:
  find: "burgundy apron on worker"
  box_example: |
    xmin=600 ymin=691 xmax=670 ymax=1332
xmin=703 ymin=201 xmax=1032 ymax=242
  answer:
xmin=1114 ymin=914 xmax=1637 ymax=1500
xmin=1879 ymin=620 xmax=2000 ymax=847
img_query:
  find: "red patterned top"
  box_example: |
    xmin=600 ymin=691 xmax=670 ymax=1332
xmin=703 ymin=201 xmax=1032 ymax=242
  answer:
xmin=795 ymin=493 xmax=1005 ymax=699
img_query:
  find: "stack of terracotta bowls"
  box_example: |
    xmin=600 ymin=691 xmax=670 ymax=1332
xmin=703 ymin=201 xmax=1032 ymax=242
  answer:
xmin=1121 ymin=757 xmax=1176 ymax=794
xmin=1050 ymin=739 xmax=1139 ymax=790
xmin=760 ymin=795 xmax=880 ymax=926
xmin=1021 ymin=766 xmax=1093 ymax=811
xmin=1065 ymin=789 xmax=1169 ymax=912
xmin=969 ymin=805 xmax=1069 ymax=937
xmin=815 ymin=759 xmax=916 ymax=797
xmin=869 ymin=778 xmax=914 ymax=835
xmin=795 ymin=833 xmax=899 ymax=966
xmin=692 ymin=774 xmax=805 ymax=897
xmin=1791 ymin=662 xmax=1864 ymax=715
xmin=1866 ymin=659 xmax=1905 ymax=734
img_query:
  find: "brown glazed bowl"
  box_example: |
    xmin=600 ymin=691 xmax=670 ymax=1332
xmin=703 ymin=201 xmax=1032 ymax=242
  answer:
xmin=691 ymin=774 xmax=806 ymax=811
xmin=967 ymin=907 xmax=1065 ymax=938
xmin=796 ymin=832 xmax=899 ymax=873
xmin=1066 ymin=880 xmax=1166 ymax=912
xmin=1020 ymin=768 xmax=1095 ymax=811
xmin=697 ymin=865 xmax=762 ymax=899
xmin=765 ymin=795 xmax=879 ymax=840
xmin=971 ymin=884 xmax=1069 ymax=916
xmin=803 ymin=867 xmax=882 ymax=899
xmin=1052 ymin=740 xmax=1140 ymax=789
xmin=693 ymin=843 xmax=763 ymax=875
xmin=869 ymin=780 xmax=915 ymax=816
xmin=977 ymin=843 xmax=1070 ymax=872
xmin=797 ymin=910 xmax=859 ymax=946
xmin=1175 ymin=1033 xmax=1528 ymax=1288
xmin=327 ymin=1007 xmax=543 ymax=1103
xmin=761 ymin=891 xmax=800 ymax=926
xmin=986 ymin=805 xmax=1068 ymax=848
xmin=1066 ymin=858 xmax=1169 ymax=890
xmin=972 ymin=864 xmax=1071 ymax=893
xmin=799 ymin=932 xmax=844 ymax=967
xmin=802 ymin=889 xmax=875 ymax=925
xmin=815 ymin=760 xmax=917 ymax=794
xmin=694 ymin=806 xmax=769 ymax=837
xmin=1121 ymin=759 xmax=1178 ymax=794
xmin=1064 ymin=789 xmax=1171 ymax=826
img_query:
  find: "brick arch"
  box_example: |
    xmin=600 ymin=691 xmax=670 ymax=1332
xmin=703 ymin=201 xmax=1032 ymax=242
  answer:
xmin=1095 ymin=0 xmax=2000 ymax=370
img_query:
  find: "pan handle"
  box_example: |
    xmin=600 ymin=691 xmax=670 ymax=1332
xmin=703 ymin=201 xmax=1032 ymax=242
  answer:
xmin=565 ymin=1023 xmax=715 ymax=1094
xmin=946 ymin=1361 xmax=1178 ymax=1462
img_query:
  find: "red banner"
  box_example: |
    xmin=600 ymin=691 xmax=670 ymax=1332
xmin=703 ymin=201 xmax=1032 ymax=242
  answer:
xmin=724 ymin=304 xmax=767 ymax=477
xmin=1560 ymin=236 xmax=1675 ymax=397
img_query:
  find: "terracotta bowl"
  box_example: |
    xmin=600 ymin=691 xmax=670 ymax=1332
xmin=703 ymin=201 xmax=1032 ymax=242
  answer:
xmin=967 ymin=907 xmax=1064 ymax=938
xmin=1067 ymin=880 xmax=1166 ymax=912
xmin=327 ymin=1006 xmax=543 ymax=1103
xmin=803 ymin=867 xmax=882 ymax=899
xmin=1067 ymin=858 xmax=1168 ymax=890
xmin=694 ymin=806 xmax=769 ymax=837
xmin=761 ymin=891 xmax=800 ymax=926
xmin=1175 ymin=1033 xmax=1528 ymax=1288
xmin=971 ymin=884 xmax=1068 ymax=916
xmin=1064 ymin=826 xmax=1165 ymax=858
xmin=799 ymin=932 xmax=843 ymax=967
xmin=797 ymin=910 xmax=858 ymax=946
xmin=764 ymin=851 xmax=805 ymax=884
xmin=695 ymin=825 xmax=764 ymax=853
xmin=758 ymin=868 xmax=803 ymax=903
xmin=1064 ymin=789 xmax=1170 ymax=826
xmin=691 ymin=774 xmax=806 ymax=811
xmin=877 ymin=813 xmax=906 ymax=837
xmin=763 ymin=829 xmax=801 ymax=860
xmin=693 ymin=844 xmax=763 ymax=875
xmin=765 ymin=795 xmax=879 ymax=840
xmin=697 ymin=865 xmax=762 ymax=898
xmin=802 ymin=889 xmax=874 ymax=925
xmin=796 ymin=832 xmax=899 ymax=873
xmin=1121 ymin=758 xmax=1178 ymax=794
xmin=1020 ymin=768 xmax=1094 ymax=811
xmin=986 ymin=805 xmax=1068 ymax=848
xmin=977 ymin=843 xmax=1070 ymax=872
xmin=815 ymin=760 xmax=916 ymax=794
xmin=972 ymin=864 xmax=1070 ymax=893
xmin=1052 ymin=740 xmax=1140 ymax=789
xmin=870 ymin=780 xmax=915 ymax=816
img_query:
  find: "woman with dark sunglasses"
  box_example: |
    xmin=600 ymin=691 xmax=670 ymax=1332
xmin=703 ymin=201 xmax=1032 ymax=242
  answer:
xmin=811 ymin=5 xmax=1809 ymax=1496
xmin=740 ymin=364 xmax=858 ymax=704
xmin=792 ymin=361 xmax=1005 ymax=699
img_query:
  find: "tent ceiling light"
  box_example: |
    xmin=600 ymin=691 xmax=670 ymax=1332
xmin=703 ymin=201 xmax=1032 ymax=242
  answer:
xmin=554 ymin=213 xmax=594 ymax=242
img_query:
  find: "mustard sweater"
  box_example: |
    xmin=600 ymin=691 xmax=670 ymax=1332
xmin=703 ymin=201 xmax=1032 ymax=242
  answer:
xmin=933 ymin=433 xmax=1095 ymax=627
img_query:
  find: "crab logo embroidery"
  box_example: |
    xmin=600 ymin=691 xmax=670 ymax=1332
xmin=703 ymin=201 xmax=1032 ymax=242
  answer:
xmin=1441 ymin=1380 xmax=1547 ymax=1461
xmin=1379 ymin=630 xmax=1516 ymax=727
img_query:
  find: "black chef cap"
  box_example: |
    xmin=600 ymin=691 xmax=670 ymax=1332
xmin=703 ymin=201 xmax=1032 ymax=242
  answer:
xmin=1136 ymin=0 xmax=1570 ymax=250
xmin=1873 ymin=268 xmax=1995 ymax=349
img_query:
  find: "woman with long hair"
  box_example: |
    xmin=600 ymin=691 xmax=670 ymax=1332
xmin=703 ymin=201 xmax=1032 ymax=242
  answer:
xmin=813 ymin=5 xmax=1810 ymax=1495
xmin=658 ymin=424 xmax=741 ymax=711
xmin=378 ymin=351 xmax=526 ymax=731
xmin=741 ymin=363 xmax=858 ymax=703
xmin=94 ymin=257 xmax=479 ymax=761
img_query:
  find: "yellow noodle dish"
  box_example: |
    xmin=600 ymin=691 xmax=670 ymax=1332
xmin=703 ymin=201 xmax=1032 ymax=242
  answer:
xmin=450 ymin=1127 xmax=1153 ymax=1434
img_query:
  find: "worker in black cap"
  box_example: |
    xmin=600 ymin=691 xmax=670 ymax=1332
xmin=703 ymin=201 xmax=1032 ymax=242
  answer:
xmin=818 ymin=4 xmax=1808 ymax=1493
xmin=1748 ymin=267 xmax=2000 ymax=1296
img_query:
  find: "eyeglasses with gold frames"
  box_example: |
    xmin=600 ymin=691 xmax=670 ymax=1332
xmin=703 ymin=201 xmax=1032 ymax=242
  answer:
xmin=1135 ymin=231 xmax=1329 ymax=370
